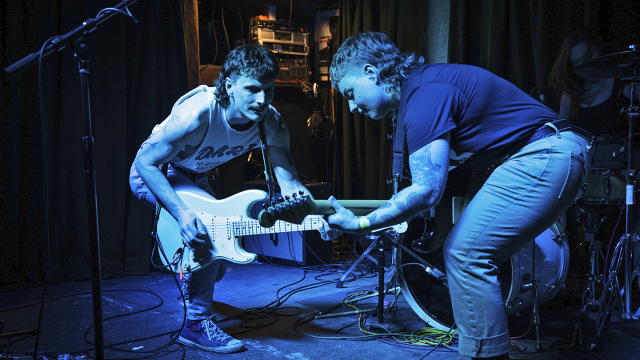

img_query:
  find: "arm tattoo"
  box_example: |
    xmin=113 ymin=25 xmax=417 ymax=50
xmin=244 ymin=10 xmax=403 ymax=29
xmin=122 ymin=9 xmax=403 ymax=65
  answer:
xmin=410 ymin=143 xmax=443 ymax=187
xmin=394 ymin=199 xmax=409 ymax=212
xmin=405 ymin=191 xmax=430 ymax=210
xmin=380 ymin=202 xmax=393 ymax=209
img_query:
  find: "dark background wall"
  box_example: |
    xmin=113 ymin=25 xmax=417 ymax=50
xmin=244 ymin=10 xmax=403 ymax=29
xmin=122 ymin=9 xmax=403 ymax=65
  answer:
xmin=1 ymin=0 xmax=639 ymax=291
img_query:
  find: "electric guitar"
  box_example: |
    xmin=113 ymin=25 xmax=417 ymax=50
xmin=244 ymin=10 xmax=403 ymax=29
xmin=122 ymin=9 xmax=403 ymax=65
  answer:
xmin=156 ymin=183 xmax=407 ymax=274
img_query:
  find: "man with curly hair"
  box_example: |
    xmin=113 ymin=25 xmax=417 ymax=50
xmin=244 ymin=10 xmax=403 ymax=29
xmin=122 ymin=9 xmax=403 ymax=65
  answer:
xmin=327 ymin=31 xmax=594 ymax=360
xmin=129 ymin=45 xmax=337 ymax=353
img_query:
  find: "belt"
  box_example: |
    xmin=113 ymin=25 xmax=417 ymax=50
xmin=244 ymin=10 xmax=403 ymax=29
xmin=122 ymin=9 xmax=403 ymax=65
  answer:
xmin=524 ymin=119 xmax=592 ymax=146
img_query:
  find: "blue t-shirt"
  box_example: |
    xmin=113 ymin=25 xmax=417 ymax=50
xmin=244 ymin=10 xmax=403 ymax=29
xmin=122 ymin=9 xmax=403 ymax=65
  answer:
xmin=400 ymin=63 xmax=561 ymax=171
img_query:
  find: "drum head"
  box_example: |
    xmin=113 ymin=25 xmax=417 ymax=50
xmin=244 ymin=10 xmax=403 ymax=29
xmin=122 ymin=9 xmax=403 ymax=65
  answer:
xmin=395 ymin=219 xmax=568 ymax=331
xmin=395 ymin=217 xmax=454 ymax=331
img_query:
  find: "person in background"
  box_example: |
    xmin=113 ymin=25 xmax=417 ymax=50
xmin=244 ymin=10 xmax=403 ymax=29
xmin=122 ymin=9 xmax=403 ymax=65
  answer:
xmin=549 ymin=29 xmax=639 ymax=136
xmin=326 ymin=31 xmax=593 ymax=360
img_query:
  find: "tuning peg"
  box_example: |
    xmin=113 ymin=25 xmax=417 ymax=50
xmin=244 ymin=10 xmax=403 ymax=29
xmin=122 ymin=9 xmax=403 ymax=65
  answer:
xmin=278 ymin=197 xmax=284 ymax=203
xmin=292 ymin=192 xmax=297 ymax=198
xmin=285 ymin=195 xmax=291 ymax=201
xmin=299 ymin=190 xmax=304 ymax=195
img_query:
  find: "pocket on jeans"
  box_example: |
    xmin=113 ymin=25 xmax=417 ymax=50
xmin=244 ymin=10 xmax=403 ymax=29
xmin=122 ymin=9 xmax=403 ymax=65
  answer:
xmin=559 ymin=153 xmax=586 ymax=207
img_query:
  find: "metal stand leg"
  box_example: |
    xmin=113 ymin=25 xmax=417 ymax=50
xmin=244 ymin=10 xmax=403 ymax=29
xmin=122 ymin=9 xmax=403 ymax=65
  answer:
xmin=581 ymin=207 xmax=606 ymax=315
xmin=337 ymin=233 xmax=383 ymax=288
xmin=377 ymin=235 xmax=385 ymax=323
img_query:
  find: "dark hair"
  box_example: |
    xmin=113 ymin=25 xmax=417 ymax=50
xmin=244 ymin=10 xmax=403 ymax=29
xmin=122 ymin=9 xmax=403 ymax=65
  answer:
xmin=213 ymin=45 xmax=280 ymax=106
xmin=548 ymin=30 xmax=603 ymax=115
xmin=329 ymin=31 xmax=423 ymax=92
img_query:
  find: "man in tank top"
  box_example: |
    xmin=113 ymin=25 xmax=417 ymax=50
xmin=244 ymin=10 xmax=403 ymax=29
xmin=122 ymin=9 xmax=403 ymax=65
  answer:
xmin=129 ymin=45 xmax=338 ymax=353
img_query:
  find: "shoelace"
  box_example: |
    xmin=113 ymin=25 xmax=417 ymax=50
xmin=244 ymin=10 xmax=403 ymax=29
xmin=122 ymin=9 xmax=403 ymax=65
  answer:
xmin=202 ymin=317 xmax=232 ymax=342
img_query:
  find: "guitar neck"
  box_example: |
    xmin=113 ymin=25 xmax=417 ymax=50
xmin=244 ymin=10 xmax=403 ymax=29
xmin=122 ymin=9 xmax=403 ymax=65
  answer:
xmin=233 ymin=216 xmax=323 ymax=237
xmin=309 ymin=199 xmax=388 ymax=216
xmin=257 ymin=198 xmax=389 ymax=228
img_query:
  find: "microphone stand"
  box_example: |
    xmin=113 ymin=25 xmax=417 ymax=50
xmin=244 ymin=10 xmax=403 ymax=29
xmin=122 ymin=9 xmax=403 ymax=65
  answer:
xmin=5 ymin=2 xmax=138 ymax=359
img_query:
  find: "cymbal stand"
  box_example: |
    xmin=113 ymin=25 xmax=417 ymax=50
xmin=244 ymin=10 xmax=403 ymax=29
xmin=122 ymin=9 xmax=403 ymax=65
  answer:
xmin=597 ymin=62 xmax=640 ymax=334
xmin=618 ymin=74 xmax=638 ymax=321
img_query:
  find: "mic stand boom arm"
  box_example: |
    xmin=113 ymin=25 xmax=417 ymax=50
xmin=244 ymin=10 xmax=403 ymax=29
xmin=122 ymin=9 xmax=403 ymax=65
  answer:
xmin=4 ymin=0 xmax=138 ymax=77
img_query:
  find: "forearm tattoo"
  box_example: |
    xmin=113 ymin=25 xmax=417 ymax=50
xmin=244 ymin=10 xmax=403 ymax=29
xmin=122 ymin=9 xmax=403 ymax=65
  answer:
xmin=365 ymin=142 xmax=446 ymax=226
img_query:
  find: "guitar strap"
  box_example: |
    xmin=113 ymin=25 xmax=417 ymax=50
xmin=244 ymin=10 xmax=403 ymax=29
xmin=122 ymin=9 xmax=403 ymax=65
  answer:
xmin=258 ymin=120 xmax=277 ymax=206
xmin=391 ymin=110 xmax=410 ymax=186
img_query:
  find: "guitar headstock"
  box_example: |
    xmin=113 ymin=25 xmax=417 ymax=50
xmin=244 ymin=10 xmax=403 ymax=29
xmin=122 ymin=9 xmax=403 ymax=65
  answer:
xmin=258 ymin=191 xmax=316 ymax=227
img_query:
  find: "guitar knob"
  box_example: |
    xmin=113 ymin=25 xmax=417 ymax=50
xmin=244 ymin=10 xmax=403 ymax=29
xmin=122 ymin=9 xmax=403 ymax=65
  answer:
xmin=285 ymin=195 xmax=291 ymax=201
xmin=298 ymin=190 xmax=304 ymax=195
xmin=278 ymin=197 xmax=284 ymax=203
xmin=292 ymin=192 xmax=297 ymax=198
xmin=262 ymin=203 xmax=267 ymax=209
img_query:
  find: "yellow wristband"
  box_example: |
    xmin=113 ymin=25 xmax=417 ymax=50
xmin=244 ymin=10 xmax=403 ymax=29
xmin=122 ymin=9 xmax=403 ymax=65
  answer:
xmin=359 ymin=217 xmax=371 ymax=233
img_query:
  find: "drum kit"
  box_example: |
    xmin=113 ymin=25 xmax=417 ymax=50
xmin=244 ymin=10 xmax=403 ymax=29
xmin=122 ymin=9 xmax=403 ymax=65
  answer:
xmin=386 ymin=46 xmax=640 ymax=342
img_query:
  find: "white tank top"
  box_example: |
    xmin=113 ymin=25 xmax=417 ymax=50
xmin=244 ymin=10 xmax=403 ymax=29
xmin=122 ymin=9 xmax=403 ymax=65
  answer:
xmin=150 ymin=85 xmax=282 ymax=174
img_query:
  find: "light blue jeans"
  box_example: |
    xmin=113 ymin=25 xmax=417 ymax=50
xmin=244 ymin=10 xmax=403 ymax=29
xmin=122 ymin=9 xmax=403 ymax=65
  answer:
xmin=129 ymin=162 xmax=226 ymax=321
xmin=443 ymin=127 xmax=593 ymax=358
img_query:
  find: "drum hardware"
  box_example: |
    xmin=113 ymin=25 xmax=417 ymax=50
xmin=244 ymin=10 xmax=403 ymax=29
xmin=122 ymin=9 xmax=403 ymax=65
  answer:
xmin=577 ymin=206 xmax=616 ymax=318
xmin=336 ymin=232 xmax=395 ymax=289
xmin=573 ymin=48 xmax=640 ymax=79
xmin=580 ymin=44 xmax=640 ymax=335
xmin=583 ymin=168 xmax=627 ymax=206
xmin=520 ymin=249 xmax=543 ymax=351
xmin=336 ymin=227 xmax=446 ymax=324
xmin=596 ymin=234 xmax=640 ymax=336
xmin=395 ymin=226 xmax=569 ymax=331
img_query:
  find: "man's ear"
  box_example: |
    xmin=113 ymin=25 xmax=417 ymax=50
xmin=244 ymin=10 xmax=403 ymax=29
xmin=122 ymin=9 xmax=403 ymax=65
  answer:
xmin=225 ymin=77 xmax=233 ymax=91
xmin=363 ymin=64 xmax=379 ymax=82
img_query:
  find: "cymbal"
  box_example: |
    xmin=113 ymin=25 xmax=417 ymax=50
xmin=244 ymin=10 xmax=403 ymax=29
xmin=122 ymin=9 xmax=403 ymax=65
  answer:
xmin=573 ymin=50 xmax=640 ymax=79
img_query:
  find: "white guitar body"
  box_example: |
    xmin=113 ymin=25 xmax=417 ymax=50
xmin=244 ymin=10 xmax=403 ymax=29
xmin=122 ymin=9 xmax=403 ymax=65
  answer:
xmin=156 ymin=177 xmax=407 ymax=274
xmin=157 ymin=182 xmax=264 ymax=273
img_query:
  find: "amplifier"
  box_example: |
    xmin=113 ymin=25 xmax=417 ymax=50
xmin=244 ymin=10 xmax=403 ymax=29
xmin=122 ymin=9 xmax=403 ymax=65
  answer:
xmin=252 ymin=28 xmax=309 ymax=56
xmin=250 ymin=19 xmax=309 ymax=33
xmin=250 ymin=24 xmax=309 ymax=88
xmin=277 ymin=65 xmax=310 ymax=85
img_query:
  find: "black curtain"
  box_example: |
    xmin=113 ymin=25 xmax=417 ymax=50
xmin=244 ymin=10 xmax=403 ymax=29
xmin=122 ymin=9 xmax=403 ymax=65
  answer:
xmin=0 ymin=0 xmax=189 ymax=291
xmin=449 ymin=0 xmax=640 ymax=115
xmin=335 ymin=0 xmax=404 ymax=199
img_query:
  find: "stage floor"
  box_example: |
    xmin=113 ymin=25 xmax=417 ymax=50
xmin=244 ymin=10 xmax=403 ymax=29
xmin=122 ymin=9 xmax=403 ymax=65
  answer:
xmin=1 ymin=255 xmax=639 ymax=360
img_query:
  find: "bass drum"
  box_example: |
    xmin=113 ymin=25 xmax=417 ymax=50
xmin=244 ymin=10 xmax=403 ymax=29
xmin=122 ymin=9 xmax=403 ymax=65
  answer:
xmin=395 ymin=218 xmax=569 ymax=331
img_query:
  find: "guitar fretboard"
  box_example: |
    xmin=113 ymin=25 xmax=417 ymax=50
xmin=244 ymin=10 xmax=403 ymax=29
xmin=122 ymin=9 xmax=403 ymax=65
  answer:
xmin=232 ymin=216 xmax=323 ymax=236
